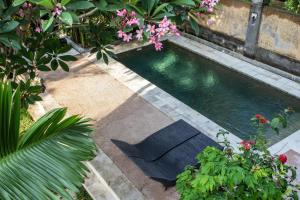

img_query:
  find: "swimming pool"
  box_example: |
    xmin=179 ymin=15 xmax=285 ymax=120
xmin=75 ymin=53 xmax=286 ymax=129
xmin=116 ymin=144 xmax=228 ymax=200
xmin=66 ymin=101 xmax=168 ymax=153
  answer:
xmin=116 ymin=41 xmax=300 ymax=144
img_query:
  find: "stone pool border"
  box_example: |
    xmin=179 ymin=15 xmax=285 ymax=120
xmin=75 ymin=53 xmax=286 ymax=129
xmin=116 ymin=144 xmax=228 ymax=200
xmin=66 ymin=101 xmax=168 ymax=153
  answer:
xmin=85 ymin=34 xmax=300 ymax=154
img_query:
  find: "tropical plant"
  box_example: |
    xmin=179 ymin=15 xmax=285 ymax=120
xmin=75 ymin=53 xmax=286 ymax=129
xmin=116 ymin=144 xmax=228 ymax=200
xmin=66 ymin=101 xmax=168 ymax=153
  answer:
xmin=0 ymin=81 xmax=97 ymax=199
xmin=1 ymin=0 xmax=219 ymax=106
xmin=176 ymin=110 xmax=299 ymax=200
xmin=285 ymin=0 xmax=300 ymax=13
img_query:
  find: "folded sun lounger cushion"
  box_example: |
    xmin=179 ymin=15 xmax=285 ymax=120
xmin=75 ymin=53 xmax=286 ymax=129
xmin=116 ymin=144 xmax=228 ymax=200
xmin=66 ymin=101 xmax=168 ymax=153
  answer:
xmin=111 ymin=119 xmax=222 ymax=186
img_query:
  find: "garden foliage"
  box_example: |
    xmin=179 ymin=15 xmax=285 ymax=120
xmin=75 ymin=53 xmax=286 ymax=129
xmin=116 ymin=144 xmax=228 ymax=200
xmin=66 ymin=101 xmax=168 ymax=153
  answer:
xmin=0 ymin=81 xmax=97 ymax=199
xmin=177 ymin=110 xmax=299 ymax=200
xmin=0 ymin=0 xmax=219 ymax=107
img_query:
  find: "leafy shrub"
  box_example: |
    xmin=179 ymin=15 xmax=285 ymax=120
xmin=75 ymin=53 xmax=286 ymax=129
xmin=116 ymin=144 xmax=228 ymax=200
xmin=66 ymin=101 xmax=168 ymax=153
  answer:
xmin=285 ymin=0 xmax=300 ymax=13
xmin=176 ymin=110 xmax=299 ymax=200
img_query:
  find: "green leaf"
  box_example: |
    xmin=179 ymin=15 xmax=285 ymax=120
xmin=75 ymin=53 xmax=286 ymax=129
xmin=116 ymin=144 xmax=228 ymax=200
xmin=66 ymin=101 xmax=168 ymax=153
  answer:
xmin=190 ymin=16 xmax=200 ymax=36
xmin=271 ymin=118 xmax=280 ymax=131
xmin=0 ymin=82 xmax=20 ymax=158
xmin=0 ymin=105 xmax=96 ymax=199
xmin=0 ymin=35 xmax=21 ymax=49
xmin=0 ymin=0 xmax=5 ymax=9
xmin=126 ymin=3 xmax=144 ymax=16
xmin=103 ymin=52 xmax=108 ymax=64
xmin=66 ymin=1 xmax=95 ymax=10
xmin=69 ymin=11 xmax=79 ymax=23
xmin=59 ymin=55 xmax=77 ymax=61
xmin=58 ymin=60 xmax=69 ymax=72
xmin=61 ymin=0 xmax=71 ymax=6
xmin=152 ymin=12 xmax=175 ymax=19
xmin=59 ymin=12 xmax=73 ymax=26
xmin=39 ymin=9 xmax=48 ymax=17
xmin=37 ymin=65 xmax=51 ymax=71
xmin=31 ymin=0 xmax=54 ymax=9
xmin=96 ymin=0 xmax=107 ymax=10
xmin=151 ymin=3 xmax=169 ymax=17
xmin=28 ymin=95 xmax=42 ymax=102
xmin=28 ymin=86 xmax=42 ymax=93
xmin=141 ymin=0 xmax=158 ymax=13
xmin=50 ymin=59 xmax=58 ymax=70
xmin=0 ymin=21 xmax=19 ymax=34
xmin=41 ymin=16 xmax=54 ymax=32
xmin=96 ymin=51 xmax=102 ymax=60
xmin=12 ymin=0 xmax=25 ymax=6
xmin=172 ymin=0 xmax=196 ymax=7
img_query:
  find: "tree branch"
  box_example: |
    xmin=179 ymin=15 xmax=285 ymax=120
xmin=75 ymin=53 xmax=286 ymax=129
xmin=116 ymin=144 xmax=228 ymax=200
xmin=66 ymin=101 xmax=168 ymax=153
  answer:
xmin=79 ymin=8 xmax=98 ymax=19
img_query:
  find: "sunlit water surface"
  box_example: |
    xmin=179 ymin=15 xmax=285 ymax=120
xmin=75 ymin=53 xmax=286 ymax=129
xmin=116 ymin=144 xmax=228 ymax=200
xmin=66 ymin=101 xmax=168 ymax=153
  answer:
xmin=117 ymin=42 xmax=300 ymax=145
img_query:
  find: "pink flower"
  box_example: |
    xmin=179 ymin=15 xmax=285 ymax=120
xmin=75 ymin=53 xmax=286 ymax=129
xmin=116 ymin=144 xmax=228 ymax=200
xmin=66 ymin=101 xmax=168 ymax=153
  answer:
xmin=117 ymin=30 xmax=125 ymax=38
xmin=170 ymin=24 xmax=180 ymax=36
xmin=126 ymin=18 xmax=139 ymax=26
xmin=155 ymin=28 xmax=166 ymax=38
xmin=122 ymin=33 xmax=132 ymax=42
xmin=18 ymin=9 xmax=25 ymax=17
xmin=200 ymin=0 xmax=220 ymax=12
xmin=130 ymin=11 xmax=136 ymax=17
xmin=154 ymin=41 xmax=163 ymax=51
xmin=146 ymin=25 xmax=156 ymax=34
xmin=22 ymin=2 xmax=28 ymax=8
xmin=52 ymin=6 xmax=62 ymax=16
xmin=159 ymin=16 xmax=170 ymax=29
xmin=136 ymin=29 xmax=143 ymax=40
xmin=149 ymin=36 xmax=157 ymax=44
xmin=35 ymin=26 xmax=41 ymax=33
xmin=116 ymin=9 xmax=127 ymax=17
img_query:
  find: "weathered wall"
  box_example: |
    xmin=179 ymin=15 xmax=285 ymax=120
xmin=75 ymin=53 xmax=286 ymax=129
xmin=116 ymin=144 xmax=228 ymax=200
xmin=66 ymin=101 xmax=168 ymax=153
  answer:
xmin=196 ymin=0 xmax=250 ymax=42
xmin=192 ymin=0 xmax=300 ymax=75
xmin=258 ymin=7 xmax=300 ymax=61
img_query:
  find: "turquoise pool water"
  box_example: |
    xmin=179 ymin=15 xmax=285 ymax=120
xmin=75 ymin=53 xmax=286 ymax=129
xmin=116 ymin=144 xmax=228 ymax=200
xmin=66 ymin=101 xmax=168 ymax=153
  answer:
xmin=117 ymin=42 xmax=300 ymax=144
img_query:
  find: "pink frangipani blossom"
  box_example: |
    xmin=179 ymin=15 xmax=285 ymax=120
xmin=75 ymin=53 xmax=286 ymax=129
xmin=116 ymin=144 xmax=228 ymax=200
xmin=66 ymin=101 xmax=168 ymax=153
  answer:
xmin=35 ymin=26 xmax=41 ymax=33
xmin=122 ymin=33 xmax=132 ymax=42
xmin=136 ymin=29 xmax=143 ymax=40
xmin=116 ymin=9 xmax=127 ymax=17
xmin=52 ymin=6 xmax=62 ymax=16
xmin=146 ymin=25 xmax=156 ymax=34
xmin=126 ymin=18 xmax=139 ymax=26
xmin=115 ymin=10 xmax=180 ymax=51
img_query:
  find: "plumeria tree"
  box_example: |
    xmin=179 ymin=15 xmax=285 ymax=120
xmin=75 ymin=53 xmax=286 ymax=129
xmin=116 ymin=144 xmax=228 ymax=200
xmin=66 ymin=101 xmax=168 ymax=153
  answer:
xmin=0 ymin=0 xmax=220 ymax=108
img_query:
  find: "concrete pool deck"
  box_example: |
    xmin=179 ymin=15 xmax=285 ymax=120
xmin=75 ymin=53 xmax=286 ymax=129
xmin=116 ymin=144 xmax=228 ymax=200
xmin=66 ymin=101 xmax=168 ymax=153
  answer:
xmin=32 ymin=56 xmax=178 ymax=199
xmin=29 ymin=34 xmax=300 ymax=199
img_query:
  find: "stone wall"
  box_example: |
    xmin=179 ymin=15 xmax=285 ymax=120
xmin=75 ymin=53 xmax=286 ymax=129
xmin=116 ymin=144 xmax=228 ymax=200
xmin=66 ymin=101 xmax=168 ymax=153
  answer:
xmin=196 ymin=0 xmax=250 ymax=42
xmin=259 ymin=7 xmax=300 ymax=61
xmin=193 ymin=0 xmax=300 ymax=75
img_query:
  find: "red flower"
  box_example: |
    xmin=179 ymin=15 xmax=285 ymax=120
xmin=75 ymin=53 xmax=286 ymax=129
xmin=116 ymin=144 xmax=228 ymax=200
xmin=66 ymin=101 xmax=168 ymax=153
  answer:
xmin=279 ymin=154 xmax=287 ymax=164
xmin=255 ymin=114 xmax=269 ymax=124
xmin=259 ymin=118 xmax=269 ymax=124
xmin=255 ymin=114 xmax=263 ymax=119
xmin=240 ymin=141 xmax=251 ymax=151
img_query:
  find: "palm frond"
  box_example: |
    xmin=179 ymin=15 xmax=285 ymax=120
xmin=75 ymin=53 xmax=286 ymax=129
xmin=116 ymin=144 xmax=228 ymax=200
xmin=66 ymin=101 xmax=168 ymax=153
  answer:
xmin=0 ymin=81 xmax=97 ymax=199
xmin=0 ymin=82 xmax=20 ymax=158
xmin=0 ymin=109 xmax=97 ymax=200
